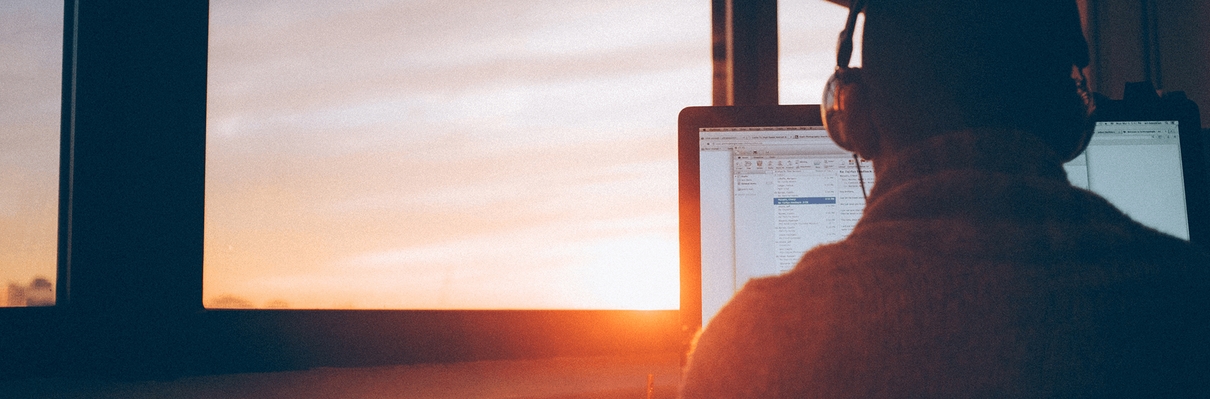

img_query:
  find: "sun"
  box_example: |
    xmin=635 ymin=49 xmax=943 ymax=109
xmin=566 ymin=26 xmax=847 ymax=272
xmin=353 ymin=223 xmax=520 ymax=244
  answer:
xmin=574 ymin=234 xmax=680 ymax=310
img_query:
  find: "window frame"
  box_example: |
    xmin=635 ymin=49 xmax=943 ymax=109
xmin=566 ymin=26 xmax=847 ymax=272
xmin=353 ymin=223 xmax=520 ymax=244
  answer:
xmin=1 ymin=0 xmax=694 ymax=379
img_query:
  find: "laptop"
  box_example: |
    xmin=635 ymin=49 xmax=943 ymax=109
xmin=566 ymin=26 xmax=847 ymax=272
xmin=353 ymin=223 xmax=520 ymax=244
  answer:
xmin=678 ymin=105 xmax=868 ymax=328
xmin=1065 ymin=120 xmax=1191 ymax=238
xmin=678 ymin=104 xmax=1207 ymax=333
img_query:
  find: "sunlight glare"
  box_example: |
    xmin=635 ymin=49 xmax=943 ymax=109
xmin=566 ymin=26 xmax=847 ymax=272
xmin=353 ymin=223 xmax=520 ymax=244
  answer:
xmin=576 ymin=234 xmax=680 ymax=310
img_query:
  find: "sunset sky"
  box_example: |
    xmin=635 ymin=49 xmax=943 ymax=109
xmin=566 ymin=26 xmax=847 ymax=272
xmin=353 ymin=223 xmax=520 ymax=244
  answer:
xmin=1 ymin=0 xmax=850 ymax=309
xmin=0 ymin=0 xmax=62 ymax=304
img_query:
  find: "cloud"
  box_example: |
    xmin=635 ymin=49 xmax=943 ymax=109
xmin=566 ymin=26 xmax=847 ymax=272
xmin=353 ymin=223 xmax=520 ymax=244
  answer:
xmin=195 ymin=0 xmax=849 ymax=310
xmin=202 ymin=0 xmax=705 ymax=310
xmin=207 ymin=0 xmax=707 ymax=115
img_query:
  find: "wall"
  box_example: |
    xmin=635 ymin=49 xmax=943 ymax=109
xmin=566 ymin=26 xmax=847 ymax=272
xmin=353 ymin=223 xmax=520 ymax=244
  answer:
xmin=1083 ymin=0 xmax=1210 ymax=126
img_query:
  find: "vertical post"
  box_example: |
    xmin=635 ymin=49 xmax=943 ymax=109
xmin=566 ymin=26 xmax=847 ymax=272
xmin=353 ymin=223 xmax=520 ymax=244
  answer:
xmin=713 ymin=0 xmax=779 ymax=106
xmin=58 ymin=0 xmax=208 ymax=377
xmin=1077 ymin=0 xmax=1101 ymax=94
xmin=1138 ymin=0 xmax=1162 ymax=89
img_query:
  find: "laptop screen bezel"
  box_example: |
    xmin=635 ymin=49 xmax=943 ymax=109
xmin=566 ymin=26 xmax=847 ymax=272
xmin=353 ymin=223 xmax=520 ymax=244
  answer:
xmin=678 ymin=104 xmax=825 ymax=334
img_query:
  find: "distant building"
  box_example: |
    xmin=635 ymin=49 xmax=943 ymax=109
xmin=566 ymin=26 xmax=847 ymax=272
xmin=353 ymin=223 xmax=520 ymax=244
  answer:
xmin=3 ymin=277 xmax=54 ymax=307
xmin=6 ymin=283 xmax=26 ymax=307
xmin=26 ymin=277 xmax=54 ymax=307
xmin=207 ymin=294 xmax=255 ymax=309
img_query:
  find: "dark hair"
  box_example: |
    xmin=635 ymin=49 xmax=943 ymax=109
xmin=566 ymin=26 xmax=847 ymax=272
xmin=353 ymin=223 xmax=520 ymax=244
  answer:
xmin=860 ymin=0 xmax=1090 ymax=153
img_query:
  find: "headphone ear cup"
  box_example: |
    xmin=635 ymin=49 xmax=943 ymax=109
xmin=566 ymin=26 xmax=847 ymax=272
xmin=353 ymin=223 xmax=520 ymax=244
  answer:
xmin=1065 ymin=71 xmax=1097 ymax=161
xmin=822 ymin=67 xmax=877 ymax=158
xmin=1050 ymin=69 xmax=1097 ymax=162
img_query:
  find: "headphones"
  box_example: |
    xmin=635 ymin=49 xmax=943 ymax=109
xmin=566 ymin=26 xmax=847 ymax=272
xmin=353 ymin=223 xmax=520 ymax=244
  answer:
xmin=821 ymin=0 xmax=875 ymax=157
xmin=821 ymin=0 xmax=1096 ymax=162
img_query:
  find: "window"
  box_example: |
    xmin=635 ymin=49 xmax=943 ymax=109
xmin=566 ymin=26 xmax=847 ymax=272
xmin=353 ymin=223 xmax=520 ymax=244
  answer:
xmin=203 ymin=0 xmax=854 ymax=312
xmin=0 ymin=0 xmax=62 ymax=307
xmin=780 ymin=1 xmax=857 ymax=104
xmin=3 ymin=0 xmax=860 ymax=378
xmin=204 ymin=0 xmax=710 ymax=310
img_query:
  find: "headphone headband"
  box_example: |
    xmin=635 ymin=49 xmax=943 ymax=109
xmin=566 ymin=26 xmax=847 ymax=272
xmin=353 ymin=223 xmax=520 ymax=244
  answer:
xmin=823 ymin=0 xmax=1095 ymax=162
xmin=835 ymin=0 xmax=868 ymax=69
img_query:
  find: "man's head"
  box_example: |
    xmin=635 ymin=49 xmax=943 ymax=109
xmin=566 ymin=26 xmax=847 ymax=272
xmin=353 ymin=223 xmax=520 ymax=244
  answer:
xmin=824 ymin=0 xmax=1093 ymax=161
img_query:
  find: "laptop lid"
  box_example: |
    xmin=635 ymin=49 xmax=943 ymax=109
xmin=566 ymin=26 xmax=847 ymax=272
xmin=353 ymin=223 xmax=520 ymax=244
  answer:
xmin=678 ymin=105 xmax=871 ymax=330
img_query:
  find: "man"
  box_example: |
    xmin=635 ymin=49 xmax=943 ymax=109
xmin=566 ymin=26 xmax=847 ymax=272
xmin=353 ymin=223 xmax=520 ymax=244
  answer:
xmin=680 ymin=0 xmax=1210 ymax=397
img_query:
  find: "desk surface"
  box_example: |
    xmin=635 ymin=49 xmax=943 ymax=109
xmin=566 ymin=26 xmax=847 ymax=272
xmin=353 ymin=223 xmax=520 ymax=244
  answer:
xmin=4 ymin=353 xmax=683 ymax=399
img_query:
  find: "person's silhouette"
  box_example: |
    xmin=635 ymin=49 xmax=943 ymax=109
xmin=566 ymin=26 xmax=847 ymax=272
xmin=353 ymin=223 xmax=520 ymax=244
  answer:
xmin=680 ymin=1 xmax=1210 ymax=397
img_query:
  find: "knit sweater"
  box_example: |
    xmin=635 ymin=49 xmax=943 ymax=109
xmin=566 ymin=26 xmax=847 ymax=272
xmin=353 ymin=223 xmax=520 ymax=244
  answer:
xmin=680 ymin=129 xmax=1210 ymax=398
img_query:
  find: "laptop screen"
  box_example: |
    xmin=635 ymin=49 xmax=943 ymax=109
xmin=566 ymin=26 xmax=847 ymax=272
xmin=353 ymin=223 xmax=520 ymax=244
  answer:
xmin=694 ymin=122 xmax=1193 ymax=326
xmin=680 ymin=106 xmax=1202 ymax=332
xmin=698 ymin=125 xmax=872 ymax=324
xmin=1064 ymin=120 xmax=1188 ymax=239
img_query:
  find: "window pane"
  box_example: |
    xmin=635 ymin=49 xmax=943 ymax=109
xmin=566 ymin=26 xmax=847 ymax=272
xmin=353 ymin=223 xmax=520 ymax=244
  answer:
xmin=780 ymin=1 xmax=857 ymax=104
xmin=206 ymin=1 xmax=708 ymax=309
xmin=0 ymin=0 xmax=62 ymax=307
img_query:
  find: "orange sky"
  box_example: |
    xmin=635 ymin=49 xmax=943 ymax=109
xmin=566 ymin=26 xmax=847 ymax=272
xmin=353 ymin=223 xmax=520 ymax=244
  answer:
xmin=1 ymin=0 xmax=850 ymax=309
xmin=0 ymin=0 xmax=63 ymax=303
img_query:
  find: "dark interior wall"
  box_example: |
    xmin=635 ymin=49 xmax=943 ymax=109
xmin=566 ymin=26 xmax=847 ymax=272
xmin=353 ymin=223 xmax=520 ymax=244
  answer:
xmin=829 ymin=0 xmax=1209 ymax=125
xmin=1083 ymin=0 xmax=1210 ymax=126
xmin=1155 ymin=0 xmax=1210 ymax=126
